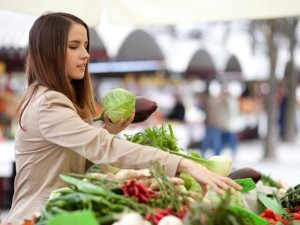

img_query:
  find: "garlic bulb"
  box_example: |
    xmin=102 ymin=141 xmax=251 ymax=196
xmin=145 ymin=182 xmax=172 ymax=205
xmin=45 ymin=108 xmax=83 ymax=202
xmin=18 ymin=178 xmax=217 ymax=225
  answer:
xmin=157 ymin=215 xmax=183 ymax=225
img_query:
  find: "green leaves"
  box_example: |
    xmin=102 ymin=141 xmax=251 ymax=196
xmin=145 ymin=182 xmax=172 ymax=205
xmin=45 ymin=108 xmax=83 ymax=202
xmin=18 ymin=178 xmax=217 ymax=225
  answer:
xmin=47 ymin=210 xmax=98 ymax=225
xmin=59 ymin=175 xmax=109 ymax=196
xmin=258 ymin=194 xmax=288 ymax=215
xmin=229 ymin=206 xmax=269 ymax=225
xmin=234 ymin=178 xmax=256 ymax=192
xmin=281 ymin=184 xmax=300 ymax=211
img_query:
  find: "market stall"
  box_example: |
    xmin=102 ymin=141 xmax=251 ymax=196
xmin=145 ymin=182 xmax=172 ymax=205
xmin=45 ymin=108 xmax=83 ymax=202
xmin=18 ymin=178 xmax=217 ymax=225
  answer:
xmin=2 ymin=89 xmax=299 ymax=224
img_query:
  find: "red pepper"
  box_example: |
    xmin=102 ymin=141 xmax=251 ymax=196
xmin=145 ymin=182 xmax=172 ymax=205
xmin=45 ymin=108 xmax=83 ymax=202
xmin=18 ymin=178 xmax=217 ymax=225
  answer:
xmin=121 ymin=179 xmax=155 ymax=203
xmin=177 ymin=208 xmax=188 ymax=219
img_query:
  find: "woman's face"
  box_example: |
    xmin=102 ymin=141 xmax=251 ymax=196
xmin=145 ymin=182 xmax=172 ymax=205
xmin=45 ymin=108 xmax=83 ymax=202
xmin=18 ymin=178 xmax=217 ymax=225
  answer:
xmin=65 ymin=23 xmax=90 ymax=80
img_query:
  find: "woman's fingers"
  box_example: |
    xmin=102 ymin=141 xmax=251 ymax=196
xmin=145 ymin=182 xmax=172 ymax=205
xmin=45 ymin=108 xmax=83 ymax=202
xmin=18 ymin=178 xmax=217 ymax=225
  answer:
xmin=103 ymin=112 xmax=135 ymax=134
xmin=207 ymin=174 xmax=242 ymax=194
xmin=223 ymin=176 xmax=242 ymax=191
xmin=201 ymin=183 xmax=208 ymax=196
xmin=181 ymin=159 xmax=242 ymax=195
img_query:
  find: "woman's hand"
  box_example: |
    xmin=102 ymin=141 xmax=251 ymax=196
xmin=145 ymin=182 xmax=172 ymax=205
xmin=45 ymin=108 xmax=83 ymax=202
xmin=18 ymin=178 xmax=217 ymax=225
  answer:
xmin=177 ymin=158 xmax=242 ymax=195
xmin=103 ymin=112 xmax=135 ymax=135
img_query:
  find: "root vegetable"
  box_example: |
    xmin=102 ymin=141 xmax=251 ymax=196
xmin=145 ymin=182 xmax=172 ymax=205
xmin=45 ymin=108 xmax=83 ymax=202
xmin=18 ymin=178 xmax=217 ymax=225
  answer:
xmin=114 ymin=169 xmax=151 ymax=181
xmin=116 ymin=212 xmax=145 ymax=225
xmin=157 ymin=215 xmax=183 ymax=225
xmin=187 ymin=191 xmax=202 ymax=200
xmin=169 ymin=177 xmax=184 ymax=186
xmin=149 ymin=177 xmax=183 ymax=191
xmin=138 ymin=177 xmax=155 ymax=188
xmin=87 ymin=172 xmax=115 ymax=179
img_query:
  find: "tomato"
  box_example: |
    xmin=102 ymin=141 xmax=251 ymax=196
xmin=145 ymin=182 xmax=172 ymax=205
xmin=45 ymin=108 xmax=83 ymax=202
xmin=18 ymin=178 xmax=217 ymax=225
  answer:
xmin=293 ymin=212 xmax=300 ymax=220
xmin=280 ymin=218 xmax=289 ymax=225
xmin=274 ymin=212 xmax=282 ymax=221
xmin=264 ymin=208 xmax=275 ymax=219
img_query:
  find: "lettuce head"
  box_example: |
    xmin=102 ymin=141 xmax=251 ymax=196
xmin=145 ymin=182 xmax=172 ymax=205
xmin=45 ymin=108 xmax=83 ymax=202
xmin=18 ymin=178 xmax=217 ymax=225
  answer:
xmin=100 ymin=88 xmax=135 ymax=123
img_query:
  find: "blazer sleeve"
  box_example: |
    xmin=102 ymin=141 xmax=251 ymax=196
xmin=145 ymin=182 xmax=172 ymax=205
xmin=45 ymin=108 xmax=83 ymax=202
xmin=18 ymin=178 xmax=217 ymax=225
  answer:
xmin=37 ymin=90 xmax=183 ymax=176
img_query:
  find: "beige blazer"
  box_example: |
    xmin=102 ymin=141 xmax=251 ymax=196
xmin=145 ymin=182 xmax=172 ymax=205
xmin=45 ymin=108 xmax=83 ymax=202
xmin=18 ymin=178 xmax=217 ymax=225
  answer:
xmin=6 ymin=86 xmax=182 ymax=224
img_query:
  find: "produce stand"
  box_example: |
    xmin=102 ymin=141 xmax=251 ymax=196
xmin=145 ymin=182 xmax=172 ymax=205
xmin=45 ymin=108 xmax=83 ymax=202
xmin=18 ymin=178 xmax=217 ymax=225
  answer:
xmin=2 ymin=124 xmax=300 ymax=225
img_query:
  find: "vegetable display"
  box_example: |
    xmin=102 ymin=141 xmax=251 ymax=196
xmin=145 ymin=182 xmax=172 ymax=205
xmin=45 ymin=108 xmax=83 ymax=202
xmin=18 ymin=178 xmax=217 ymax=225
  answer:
xmin=9 ymin=123 xmax=300 ymax=225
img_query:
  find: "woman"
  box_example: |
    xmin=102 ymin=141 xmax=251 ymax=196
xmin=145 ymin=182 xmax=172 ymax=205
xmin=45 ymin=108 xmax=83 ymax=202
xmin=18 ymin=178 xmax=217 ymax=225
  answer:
xmin=6 ymin=12 xmax=241 ymax=224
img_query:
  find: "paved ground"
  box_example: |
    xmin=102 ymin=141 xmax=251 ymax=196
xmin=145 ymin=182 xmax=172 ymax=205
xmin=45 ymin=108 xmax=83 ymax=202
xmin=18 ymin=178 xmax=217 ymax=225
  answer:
xmin=204 ymin=138 xmax=300 ymax=187
xmin=1 ymin=137 xmax=300 ymax=223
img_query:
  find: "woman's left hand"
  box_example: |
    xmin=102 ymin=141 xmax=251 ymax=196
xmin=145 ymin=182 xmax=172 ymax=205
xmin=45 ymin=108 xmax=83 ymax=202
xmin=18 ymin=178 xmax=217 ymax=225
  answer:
xmin=103 ymin=112 xmax=135 ymax=134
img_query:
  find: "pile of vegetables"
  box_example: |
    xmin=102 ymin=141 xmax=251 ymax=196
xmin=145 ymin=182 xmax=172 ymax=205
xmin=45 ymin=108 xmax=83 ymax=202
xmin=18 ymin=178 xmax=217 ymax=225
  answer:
xmin=10 ymin=121 xmax=300 ymax=225
xmin=32 ymin=162 xmax=196 ymax=225
xmin=257 ymin=184 xmax=300 ymax=224
xmin=22 ymin=161 xmax=271 ymax=225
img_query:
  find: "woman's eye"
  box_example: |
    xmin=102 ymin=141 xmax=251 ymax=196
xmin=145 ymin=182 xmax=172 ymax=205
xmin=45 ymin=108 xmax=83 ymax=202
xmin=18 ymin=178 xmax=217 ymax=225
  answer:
xmin=69 ymin=46 xmax=77 ymax=49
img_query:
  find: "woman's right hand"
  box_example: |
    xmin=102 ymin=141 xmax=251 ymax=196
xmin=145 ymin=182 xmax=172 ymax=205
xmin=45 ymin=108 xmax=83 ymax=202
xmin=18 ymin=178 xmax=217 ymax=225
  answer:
xmin=177 ymin=158 xmax=242 ymax=195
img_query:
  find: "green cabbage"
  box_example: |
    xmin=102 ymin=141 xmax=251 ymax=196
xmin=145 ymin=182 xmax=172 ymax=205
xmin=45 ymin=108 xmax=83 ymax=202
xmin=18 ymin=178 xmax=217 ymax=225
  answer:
xmin=99 ymin=88 xmax=135 ymax=123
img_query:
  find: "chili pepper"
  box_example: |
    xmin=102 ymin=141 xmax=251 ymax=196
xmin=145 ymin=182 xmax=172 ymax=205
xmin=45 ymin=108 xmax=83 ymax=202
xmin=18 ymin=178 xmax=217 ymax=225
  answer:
xmin=121 ymin=179 xmax=155 ymax=203
xmin=152 ymin=215 xmax=160 ymax=225
xmin=177 ymin=208 xmax=188 ymax=219
xmin=144 ymin=208 xmax=173 ymax=225
xmin=137 ymin=193 xmax=149 ymax=203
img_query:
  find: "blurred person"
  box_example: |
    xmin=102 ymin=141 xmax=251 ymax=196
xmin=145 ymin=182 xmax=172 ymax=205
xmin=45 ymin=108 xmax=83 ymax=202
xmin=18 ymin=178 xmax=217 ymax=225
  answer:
xmin=238 ymin=84 xmax=260 ymax=140
xmin=167 ymin=93 xmax=186 ymax=122
xmin=219 ymin=83 xmax=242 ymax=158
xmin=277 ymin=81 xmax=288 ymax=139
xmin=6 ymin=12 xmax=241 ymax=224
xmin=201 ymin=81 xmax=224 ymax=157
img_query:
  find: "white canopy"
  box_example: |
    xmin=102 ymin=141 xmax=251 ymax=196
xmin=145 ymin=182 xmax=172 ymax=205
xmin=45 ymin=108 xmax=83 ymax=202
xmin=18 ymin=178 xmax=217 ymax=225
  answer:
xmin=108 ymin=0 xmax=300 ymax=25
xmin=0 ymin=0 xmax=101 ymax=27
xmin=0 ymin=0 xmax=300 ymax=27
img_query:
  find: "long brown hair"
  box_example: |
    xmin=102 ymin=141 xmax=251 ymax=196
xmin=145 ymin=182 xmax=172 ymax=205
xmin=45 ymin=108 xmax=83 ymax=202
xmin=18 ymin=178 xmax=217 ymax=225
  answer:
xmin=17 ymin=12 xmax=97 ymax=129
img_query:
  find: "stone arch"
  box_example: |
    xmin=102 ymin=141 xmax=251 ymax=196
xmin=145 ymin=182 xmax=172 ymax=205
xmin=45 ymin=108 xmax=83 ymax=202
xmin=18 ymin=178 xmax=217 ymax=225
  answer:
xmin=185 ymin=49 xmax=216 ymax=80
xmin=116 ymin=29 xmax=164 ymax=61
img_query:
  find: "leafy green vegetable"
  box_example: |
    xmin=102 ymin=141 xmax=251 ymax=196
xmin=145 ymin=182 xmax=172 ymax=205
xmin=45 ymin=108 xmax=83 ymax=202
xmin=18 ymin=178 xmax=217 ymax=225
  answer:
xmin=229 ymin=206 xmax=269 ymax=225
xmin=125 ymin=123 xmax=182 ymax=152
xmin=124 ymin=123 xmax=232 ymax=176
xmin=94 ymin=88 xmax=135 ymax=123
xmin=184 ymin=190 xmax=264 ymax=225
xmin=180 ymin=172 xmax=202 ymax=194
xmin=258 ymin=194 xmax=288 ymax=215
xmin=260 ymin=174 xmax=281 ymax=188
xmin=47 ymin=210 xmax=98 ymax=225
xmin=204 ymin=186 xmax=244 ymax=208
xmin=148 ymin=162 xmax=190 ymax=213
xmin=281 ymin=184 xmax=300 ymax=212
xmin=234 ymin=178 xmax=256 ymax=192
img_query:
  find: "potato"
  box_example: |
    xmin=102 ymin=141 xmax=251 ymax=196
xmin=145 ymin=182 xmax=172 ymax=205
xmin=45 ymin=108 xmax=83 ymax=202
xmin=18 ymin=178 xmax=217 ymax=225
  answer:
xmin=228 ymin=167 xmax=262 ymax=183
xmin=132 ymin=96 xmax=157 ymax=123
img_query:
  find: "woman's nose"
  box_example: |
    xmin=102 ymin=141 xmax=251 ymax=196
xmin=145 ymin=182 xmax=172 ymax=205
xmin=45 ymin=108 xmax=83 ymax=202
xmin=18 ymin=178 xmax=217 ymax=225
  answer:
xmin=81 ymin=48 xmax=90 ymax=59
